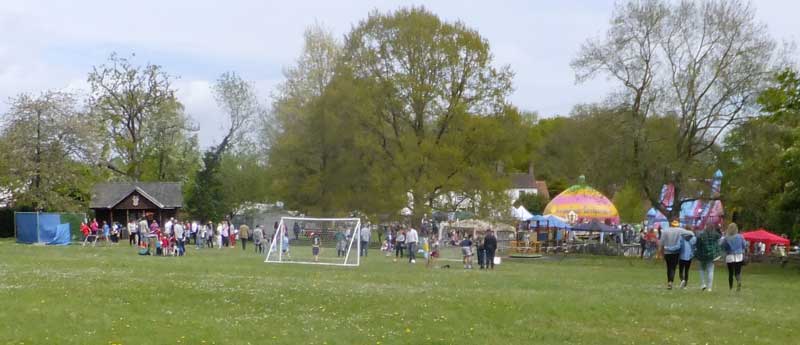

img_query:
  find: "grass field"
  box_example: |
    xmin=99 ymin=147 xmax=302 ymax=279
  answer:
xmin=1 ymin=239 xmax=798 ymax=345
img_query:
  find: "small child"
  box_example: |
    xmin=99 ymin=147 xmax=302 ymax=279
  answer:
xmin=281 ymin=233 xmax=291 ymax=259
xmin=476 ymin=237 xmax=486 ymax=269
xmin=427 ymin=236 xmax=440 ymax=268
xmin=460 ymin=235 xmax=474 ymax=269
xmin=168 ymin=235 xmax=177 ymax=256
xmin=156 ymin=235 xmax=164 ymax=256
xmin=311 ymin=232 xmax=321 ymax=262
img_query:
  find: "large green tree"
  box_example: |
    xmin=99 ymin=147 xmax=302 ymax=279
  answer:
xmin=88 ymin=53 xmax=197 ymax=182
xmin=342 ymin=7 xmax=519 ymax=222
xmin=0 ymin=91 xmax=102 ymax=211
xmin=722 ymin=69 xmax=800 ymax=239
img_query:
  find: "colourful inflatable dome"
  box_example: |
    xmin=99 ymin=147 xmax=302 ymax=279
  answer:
xmin=543 ymin=177 xmax=620 ymax=225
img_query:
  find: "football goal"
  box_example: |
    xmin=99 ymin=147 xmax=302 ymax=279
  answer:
xmin=265 ymin=217 xmax=361 ymax=267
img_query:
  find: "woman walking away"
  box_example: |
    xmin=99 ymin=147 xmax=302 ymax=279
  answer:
xmin=720 ymin=222 xmax=747 ymax=291
xmin=660 ymin=220 xmax=683 ymax=290
xmin=695 ymin=224 xmax=721 ymax=292
xmin=678 ymin=232 xmax=696 ymax=288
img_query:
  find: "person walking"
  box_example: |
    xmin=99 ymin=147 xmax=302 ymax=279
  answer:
xmin=484 ymin=229 xmax=498 ymax=270
xmin=406 ymin=227 xmax=419 ymax=264
xmin=660 ymin=220 xmax=684 ymax=290
xmin=695 ymin=224 xmax=721 ymax=292
xmin=80 ymin=222 xmax=91 ymax=245
xmin=394 ymin=231 xmax=406 ymax=260
xmin=360 ymin=225 xmax=371 ymax=257
xmin=221 ymin=221 xmax=230 ymax=247
xmin=253 ymin=225 xmax=264 ymax=254
xmin=678 ymin=232 xmax=696 ymax=288
xmin=101 ymin=220 xmax=110 ymax=244
xmin=239 ymin=224 xmax=250 ymax=251
xmin=720 ymin=222 xmax=747 ymax=291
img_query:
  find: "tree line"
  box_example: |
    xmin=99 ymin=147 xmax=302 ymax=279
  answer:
xmin=1 ymin=2 xmax=798 ymax=240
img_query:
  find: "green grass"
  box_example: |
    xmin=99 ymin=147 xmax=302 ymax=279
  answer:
xmin=1 ymin=239 xmax=798 ymax=345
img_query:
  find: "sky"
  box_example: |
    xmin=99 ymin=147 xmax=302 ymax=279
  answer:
xmin=1 ymin=0 xmax=798 ymax=148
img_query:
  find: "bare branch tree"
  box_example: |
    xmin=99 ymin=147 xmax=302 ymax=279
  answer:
xmin=572 ymin=0 xmax=778 ymax=219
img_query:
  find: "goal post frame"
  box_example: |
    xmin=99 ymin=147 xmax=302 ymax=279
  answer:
xmin=264 ymin=216 xmax=362 ymax=267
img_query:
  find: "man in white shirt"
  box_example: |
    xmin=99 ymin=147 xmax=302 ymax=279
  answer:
xmin=173 ymin=220 xmax=185 ymax=256
xmin=360 ymin=224 xmax=371 ymax=257
xmin=406 ymin=227 xmax=419 ymax=263
xmin=128 ymin=220 xmax=137 ymax=246
xmin=164 ymin=218 xmax=175 ymax=235
xmin=138 ymin=218 xmax=149 ymax=247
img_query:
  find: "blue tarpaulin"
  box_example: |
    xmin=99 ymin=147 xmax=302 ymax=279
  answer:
xmin=15 ymin=213 xmax=72 ymax=245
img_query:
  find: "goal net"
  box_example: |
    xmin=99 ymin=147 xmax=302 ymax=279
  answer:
xmin=265 ymin=217 xmax=361 ymax=266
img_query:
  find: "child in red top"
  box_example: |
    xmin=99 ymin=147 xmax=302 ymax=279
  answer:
xmin=80 ymin=222 xmax=91 ymax=238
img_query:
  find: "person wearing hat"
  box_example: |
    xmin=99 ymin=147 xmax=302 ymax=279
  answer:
xmin=660 ymin=219 xmax=685 ymax=289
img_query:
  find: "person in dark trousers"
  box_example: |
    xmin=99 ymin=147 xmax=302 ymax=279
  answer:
xmin=293 ymin=222 xmax=301 ymax=240
xmin=677 ymin=233 xmax=696 ymax=288
xmin=394 ymin=231 xmax=405 ymax=260
xmin=660 ymin=220 xmax=684 ymax=290
xmin=476 ymin=237 xmax=486 ymax=269
xmin=720 ymin=222 xmax=747 ymax=291
xmin=239 ymin=224 xmax=250 ymax=251
xmin=484 ymin=229 xmax=498 ymax=269
xmin=639 ymin=230 xmax=647 ymax=259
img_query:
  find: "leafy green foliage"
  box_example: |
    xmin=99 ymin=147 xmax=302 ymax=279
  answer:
xmin=0 ymin=92 xmax=104 ymax=211
xmin=722 ymin=69 xmax=800 ymax=240
xmin=612 ymin=182 xmax=648 ymax=224
xmin=514 ymin=192 xmax=548 ymax=215
xmin=269 ymin=8 xmax=523 ymax=221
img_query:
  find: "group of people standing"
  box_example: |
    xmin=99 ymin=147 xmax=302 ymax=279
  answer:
xmin=658 ymin=220 xmax=748 ymax=292
xmin=383 ymin=226 xmax=498 ymax=270
xmin=81 ymin=216 xmax=272 ymax=256
xmin=80 ymin=218 xmax=121 ymax=245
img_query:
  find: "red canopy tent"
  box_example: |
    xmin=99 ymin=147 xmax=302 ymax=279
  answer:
xmin=742 ymin=229 xmax=790 ymax=254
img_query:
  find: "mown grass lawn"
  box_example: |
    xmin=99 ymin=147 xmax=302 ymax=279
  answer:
xmin=1 ymin=239 xmax=798 ymax=345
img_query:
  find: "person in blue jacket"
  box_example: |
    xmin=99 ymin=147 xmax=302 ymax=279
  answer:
xmin=720 ymin=222 xmax=748 ymax=291
xmin=678 ymin=232 xmax=696 ymax=289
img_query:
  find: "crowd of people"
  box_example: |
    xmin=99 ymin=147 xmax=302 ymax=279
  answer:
xmin=80 ymin=217 xmax=272 ymax=257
